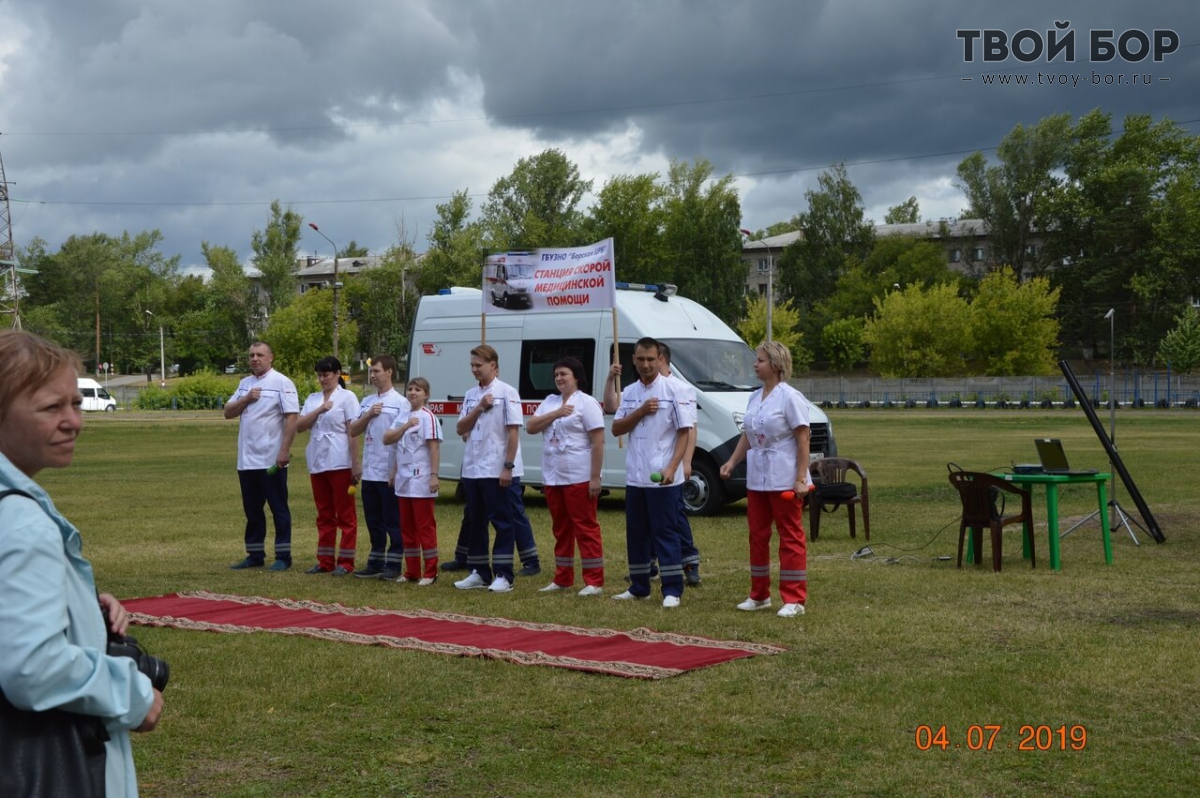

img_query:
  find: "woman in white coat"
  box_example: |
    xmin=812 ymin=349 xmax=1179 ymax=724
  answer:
xmin=720 ymin=341 xmax=811 ymax=618
xmin=526 ymin=357 xmax=606 ymax=596
xmin=298 ymin=356 xmax=361 ymax=575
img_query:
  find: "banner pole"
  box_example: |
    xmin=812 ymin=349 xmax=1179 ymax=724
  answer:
xmin=481 ymin=313 xmax=486 ymax=346
xmin=612 ymin=308 xmax=623 ymax=449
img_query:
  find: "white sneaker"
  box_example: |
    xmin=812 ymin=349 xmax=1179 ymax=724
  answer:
xmin=488 ymin=575 xmax=513 ymax=593
xmin=454 ymin=571 xmax=487 ymax=590
xmin=539 ymin=582 xmax=568 ymax=592
xmin=777 ymin=603 xmax=806 ymax=618
xmin=662 ymin=595 xmax=681 ymax=609
xmin=611 ymin=590 xmax=645 ymax=601
xmin=577 ymin=585 xmax=604 ymax=597
xmin=736 ymin=597 xmax=772 ymax=612
xmin=417 ymin=577 xmax=436 ymax=586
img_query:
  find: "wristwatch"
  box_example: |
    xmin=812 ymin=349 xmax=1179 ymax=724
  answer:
xmin=503 ymin=461 xmax=516 ymax=470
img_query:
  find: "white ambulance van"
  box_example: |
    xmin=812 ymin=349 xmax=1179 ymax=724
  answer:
xmin=77 ymin=378 xmax=117 ymax=412
xmin=484 ymin=257 xmax=538 ymax=310
xmin=407 ymin=285 xmax=836 ymax=515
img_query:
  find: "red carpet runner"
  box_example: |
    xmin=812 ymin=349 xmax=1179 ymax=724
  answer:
xmin=124 ymin=591 xmax=786 ymax=680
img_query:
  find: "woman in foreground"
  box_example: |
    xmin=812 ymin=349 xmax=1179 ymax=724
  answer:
xmin=0 ymin=329 xmax=162 ymax=796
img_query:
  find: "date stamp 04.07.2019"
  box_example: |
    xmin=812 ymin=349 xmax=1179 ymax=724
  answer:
xmin=914 ymin=725 xmax=1088 ymax=751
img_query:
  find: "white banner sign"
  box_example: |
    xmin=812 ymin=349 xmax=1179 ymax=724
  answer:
xmin=482 ymin=238 xmax=615 ymax=315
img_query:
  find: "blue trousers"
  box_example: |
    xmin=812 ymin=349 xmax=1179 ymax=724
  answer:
xmin=361 ymin=480 xmax=402 ymax=571
xmin=238 ymin=468 xmax=292 ymax=564
xmin=678 ymin=491 xmax=701 ymax=567
xmin=625 ymin=485 xmax=684 ymax=598
xmin=462 ymin=477 xmax=534 ymax=582
xmin=452 ymin=490 xmax=539 ymax=567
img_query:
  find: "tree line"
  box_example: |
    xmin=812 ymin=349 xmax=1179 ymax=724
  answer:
xmin=14 ymin=110 xmax=1200 ymax=378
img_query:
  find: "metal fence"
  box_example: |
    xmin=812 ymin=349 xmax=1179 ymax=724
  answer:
xmin=791 ymin=370 xmax=1200 ymax=409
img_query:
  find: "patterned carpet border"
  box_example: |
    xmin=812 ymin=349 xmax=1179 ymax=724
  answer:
xmin=125 ymin=591 xmax=786 ymax=680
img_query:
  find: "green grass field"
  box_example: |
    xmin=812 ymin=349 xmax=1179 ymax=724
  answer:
xmin=41 ymin=410 xmax=1200 ymax=797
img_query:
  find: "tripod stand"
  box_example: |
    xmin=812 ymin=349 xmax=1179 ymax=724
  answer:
xmin=1061 ymin=494 xmax=1144 ymax=545
xmin=1062 ymin=308 xmax=1144 ymax=547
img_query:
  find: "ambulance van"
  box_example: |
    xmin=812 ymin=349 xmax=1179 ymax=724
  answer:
xmin=407 ymin=285 xmax=836 ymax=515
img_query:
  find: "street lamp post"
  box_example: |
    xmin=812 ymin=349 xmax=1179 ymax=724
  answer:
xmin=740 ymin=229 xmax=773 ymax=343
xmin=308 ymin=222 xmax=341 ymax=359
xmin=145 ymin=309 xmax=165 ymax=386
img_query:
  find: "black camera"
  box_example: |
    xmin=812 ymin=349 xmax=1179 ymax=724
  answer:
xmin=100 ymin=602 xmax=170 ymax=692
xmin=106 ymin=633 xmax=170 ymax=692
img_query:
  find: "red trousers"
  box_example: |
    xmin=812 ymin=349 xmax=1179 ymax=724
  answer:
xmin=746 ymin=490 xmax=808 ymax=605
xmin=398 ymin=496 xmax=439 ymax=579
xmin=544 ymin=482 xmax=604 ymax=587
xmin=311 ymin=469 xmax=357 ymax=570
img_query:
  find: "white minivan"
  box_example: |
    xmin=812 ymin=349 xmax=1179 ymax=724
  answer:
xmin=77 ymin=378 xmax=117 ymax=412
xmin=407 ymin=285 xmax=836 ymax=515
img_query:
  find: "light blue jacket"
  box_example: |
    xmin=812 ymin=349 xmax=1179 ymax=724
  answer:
xmin=0 ymin=453 xmax=154 ymax=797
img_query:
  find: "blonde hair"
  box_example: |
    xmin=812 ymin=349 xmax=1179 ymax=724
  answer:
xmin=758 ymin=341 xmax=793 ymax=382
xmin=0 ymin=330 xmax=82 ymax=422
xmin=406 ymin=377 xmax=431 ymax=396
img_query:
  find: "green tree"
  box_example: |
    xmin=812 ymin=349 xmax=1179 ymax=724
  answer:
xmin=863 ymin=284 xmax=972 ymax=377
xmin=251 ymin=200 xmax=303 ymax=315
xmin=345 ymin=242 xmax=419 ymax=361
xmin=736 ymin=294 xmax=811 ymax=373
xmin=341 ymin=240 xmax=370 ymax=258
xmin=884 ymin=197 xmax=920 ymax=225
xmin=481 ymin=149 xmax=592 ymax=250
xmin=263 ymin=287 xmax=358 ymax=377
xmin=1049 ymin=111 xmax=1200 ymax=363
xmin=658 ymin=159 xmax=744 ymax=319
xmin=956 ymin=114 xmax=1072 ymax=280
xmin=1158 ymin=306 xmax=1200 ymax=373
xmin=776 ymin=164 xmax=875 ymax=355
xmin=816 ymin=236 xmax=957 ymax=325
xmin=821 ymin=318 xmax=865 ymax=372
xmin=417 ymin=190 xmax=487 ymax=294
xmin=583 ymin=172 xmax=665 ymax=286
xmin=969 ymin=267 xmax=1060 ymax=375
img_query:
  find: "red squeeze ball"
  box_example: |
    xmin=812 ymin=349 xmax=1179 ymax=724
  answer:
xmin=781 ymin=490 xmax=796 ymax=501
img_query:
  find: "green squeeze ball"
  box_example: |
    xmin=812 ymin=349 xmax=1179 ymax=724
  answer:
xmin=266 ymin=464 xmax=278 ymax=475
xmin=650 ymin=471 xmax=663 ymax=483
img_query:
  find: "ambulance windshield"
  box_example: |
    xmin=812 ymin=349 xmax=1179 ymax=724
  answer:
xmin=660 ymin=339 xmax=758 ymax=391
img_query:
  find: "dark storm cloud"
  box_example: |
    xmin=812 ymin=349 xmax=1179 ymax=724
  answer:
xmin=0 ymin=0 xmax=1195 ymax=266
xmin=469 ymin=0 xmax=1197 ymax=176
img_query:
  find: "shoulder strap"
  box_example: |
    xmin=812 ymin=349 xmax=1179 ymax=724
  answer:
xmin=0 ymin=489 xmax=34 ymax=502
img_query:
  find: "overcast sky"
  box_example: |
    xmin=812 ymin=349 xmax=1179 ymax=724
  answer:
xmin=1 ymin=0 xmax=1195 ymax=274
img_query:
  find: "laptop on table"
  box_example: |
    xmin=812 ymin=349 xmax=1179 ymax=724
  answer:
xmin=1034 ymin=438 xmax=1099 ymax=476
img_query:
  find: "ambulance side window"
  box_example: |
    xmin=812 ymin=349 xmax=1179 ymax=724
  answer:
xmin=519 ymin=339 xmax=595 ymax=400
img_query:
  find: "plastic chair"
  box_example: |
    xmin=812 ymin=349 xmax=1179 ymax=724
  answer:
xmin=947 ymin=471 xmax=1035 ymax=572
xmin=808 ymin=458 xmax=869 ymax=542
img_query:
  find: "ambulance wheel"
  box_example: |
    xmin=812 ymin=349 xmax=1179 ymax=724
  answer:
xmin=682 ymin=458 xmax=724 ymax=516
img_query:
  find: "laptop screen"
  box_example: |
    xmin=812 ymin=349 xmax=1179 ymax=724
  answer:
xmin=1034 ymin=438 xmax=1071 ymax=471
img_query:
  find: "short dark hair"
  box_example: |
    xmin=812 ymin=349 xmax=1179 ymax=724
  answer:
xmin=634 ymin=337 xmax=660 ymax=355
xmin=372 ymin=354 xmax=397 ymax=377
xmin=658 ymin=341 xmax=672 ymax=364
xmin=552 ymin=357 xmax=588 ymax=393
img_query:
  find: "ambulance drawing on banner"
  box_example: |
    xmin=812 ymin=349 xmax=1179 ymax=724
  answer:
xmin=485 ymin=254 xmax=537 ymax=310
